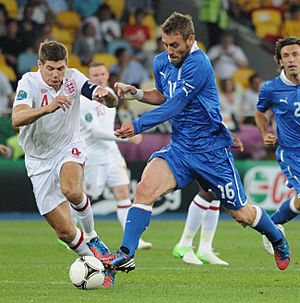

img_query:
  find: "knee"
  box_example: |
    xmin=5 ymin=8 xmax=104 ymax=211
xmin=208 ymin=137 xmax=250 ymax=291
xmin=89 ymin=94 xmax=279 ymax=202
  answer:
xmin=135 ymin=181 xmax=157 ymax=203
xmin=61 ymin=185 xmax=82 ymax=204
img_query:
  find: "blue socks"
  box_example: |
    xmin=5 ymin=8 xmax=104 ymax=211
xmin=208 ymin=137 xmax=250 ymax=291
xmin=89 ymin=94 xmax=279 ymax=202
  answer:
xmin=271 ymin=198 xmax=298 ymax=224
xmin=253 ymin=207 xmax=282 ymax=243
xmin=121 ymin=206 xmax=152 ymax=257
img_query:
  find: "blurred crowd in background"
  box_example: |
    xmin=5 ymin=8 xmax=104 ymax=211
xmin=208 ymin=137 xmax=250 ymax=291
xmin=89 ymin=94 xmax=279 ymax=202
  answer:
xmin=0 ymin=0 xmax=299 ymax=161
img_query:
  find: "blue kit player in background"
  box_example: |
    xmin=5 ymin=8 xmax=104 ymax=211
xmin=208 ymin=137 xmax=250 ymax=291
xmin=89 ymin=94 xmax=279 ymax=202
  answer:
xmin=101 ymin=12 xmax=290 ymax=273
xmin=255 ymin=36 xmax=300 ymax=254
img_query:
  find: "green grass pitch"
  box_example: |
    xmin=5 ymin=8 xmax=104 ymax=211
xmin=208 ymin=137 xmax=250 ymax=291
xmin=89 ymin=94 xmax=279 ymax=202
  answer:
xmin=1 ymin=219 xmax=299 ymax=303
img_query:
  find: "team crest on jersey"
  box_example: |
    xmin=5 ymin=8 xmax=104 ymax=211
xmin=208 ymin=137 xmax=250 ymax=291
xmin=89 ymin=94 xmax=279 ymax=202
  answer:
xmin=16 ymin=90 xmax=27 ymax=100
xmin=85 ymin=113 xmax=93 ymax=122
xmin=41 ymin=88 xmax=48 ymax=94
xmin=64 ymin=80 xmax=76 ymax=96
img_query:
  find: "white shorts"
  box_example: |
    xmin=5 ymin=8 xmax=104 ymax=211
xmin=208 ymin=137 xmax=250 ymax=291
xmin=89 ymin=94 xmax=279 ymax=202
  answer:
xmin=25 ymin=140 xmax=86 ymax=215
xmin=84 ymin=151 xmax=129 ymax=199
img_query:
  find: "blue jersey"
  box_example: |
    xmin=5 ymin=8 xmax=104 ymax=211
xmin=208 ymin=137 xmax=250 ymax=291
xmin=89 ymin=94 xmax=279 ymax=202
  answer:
xmin=257 ymin=71 xmax=300 ymax=150
xmin=132 ymin=47 xmax=233 ymax=153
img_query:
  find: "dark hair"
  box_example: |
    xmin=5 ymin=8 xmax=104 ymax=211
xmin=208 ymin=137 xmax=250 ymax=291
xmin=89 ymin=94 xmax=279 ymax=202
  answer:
xmin=161 ymin=12 xmax=195 ymax=40
xmin=274 ymin=36 xmax=300 ymax=64
xmin=248 ymin=73 xmax=260 ymax=83
xmin=38 ymin=40 xmax=68 ymax=63
xmin=115 ymin=47 xmax=126 ymax=58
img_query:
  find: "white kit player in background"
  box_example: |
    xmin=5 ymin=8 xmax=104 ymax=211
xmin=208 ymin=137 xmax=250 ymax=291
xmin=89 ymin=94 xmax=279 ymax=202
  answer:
xmin=12 ymin=41 xmax=117 ymax=288
xmin=79 ymin=62 xmax=152 ymax=250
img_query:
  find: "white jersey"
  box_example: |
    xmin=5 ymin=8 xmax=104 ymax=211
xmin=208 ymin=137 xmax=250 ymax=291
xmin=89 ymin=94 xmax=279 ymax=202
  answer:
xmin=13 ymin=68 xmax=89 ymax=159
xmin=80 ymin=87 xmax=121 ymax=165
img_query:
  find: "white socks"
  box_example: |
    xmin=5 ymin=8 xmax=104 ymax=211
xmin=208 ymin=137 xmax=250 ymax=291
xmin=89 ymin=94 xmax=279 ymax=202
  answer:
xmin=71 ymin=193 xmax=97 ymax=240
xmin=69 ymin=227 xmax=93 ymax=256
xmin=178 ymin=195 xmax=221 ymax=255
xmin=116 ymin=199 xmax=131 ymax=229
xmin=178 ymin=195 xmax=210 ymax=247
xmin=198 ymin=200 xmax=220 ymax=254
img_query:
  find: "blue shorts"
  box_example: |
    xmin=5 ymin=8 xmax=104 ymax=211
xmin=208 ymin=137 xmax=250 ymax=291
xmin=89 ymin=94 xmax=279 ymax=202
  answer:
xmin=276 ymin=146 xmax=300 ymax=195
xmin=149 ymin=145 xmax=247 ymax=210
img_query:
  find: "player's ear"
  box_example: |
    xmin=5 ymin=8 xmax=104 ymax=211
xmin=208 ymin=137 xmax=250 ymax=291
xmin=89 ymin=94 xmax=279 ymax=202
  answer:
xmin=187 ymin=35 xmax=195 ymax=48
xmin=38 ymin=60 xmax=43 ymax=69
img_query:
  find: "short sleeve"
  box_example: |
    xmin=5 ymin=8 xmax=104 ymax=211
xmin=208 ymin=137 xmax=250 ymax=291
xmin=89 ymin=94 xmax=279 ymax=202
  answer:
xmin=257 ymin=81 xmax=272 ymax=112
xmin=13 ymin=74 xmax=34 ymax=108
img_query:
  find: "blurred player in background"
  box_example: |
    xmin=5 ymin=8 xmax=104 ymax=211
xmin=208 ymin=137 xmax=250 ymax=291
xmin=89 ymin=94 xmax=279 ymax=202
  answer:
xmin=100 ymin=12 xmax=290 ymax=273
xmin=255 ymin=36 xmax=300 ymax=254
xmin=11 ymin=40 xmax=117 ymax=288
xmin=173 ymin=186 xmax=228 ymax=266
xmin=79 ymin=62 xmax=152 ymax=250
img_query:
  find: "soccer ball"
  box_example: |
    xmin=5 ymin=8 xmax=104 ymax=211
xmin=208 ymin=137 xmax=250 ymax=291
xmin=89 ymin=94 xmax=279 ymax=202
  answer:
xmin=69 ymin=256 xmax=105 ymax=290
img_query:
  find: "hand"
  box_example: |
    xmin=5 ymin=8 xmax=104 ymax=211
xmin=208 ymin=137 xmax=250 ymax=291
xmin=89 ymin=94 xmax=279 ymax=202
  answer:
xmin=128 ymin=134 xmax=143 ymax=144
xmin=263 ymin=133 xmax=277 ymax=147
xmin=93 ymin=87 xmax=118 ymax=107
xmin=48 ymin=96 xmax=71 ymax=113
xmin=0 ymin=144 xmax=12 ymax=157
xmin=230 ymin=132 xmax=244 ymax=152
xmin=114 ymin=121 xmax=135 ymax=138
xmin=114 ymin=82 xmax=139 ymax=100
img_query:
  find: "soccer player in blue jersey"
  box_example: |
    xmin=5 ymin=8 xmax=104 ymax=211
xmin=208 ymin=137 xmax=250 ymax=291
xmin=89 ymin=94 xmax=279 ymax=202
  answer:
xmin=101 ymin=12 xmax=290 ymax=272
xmin=255 ymin=36 xmax=300 ymax=254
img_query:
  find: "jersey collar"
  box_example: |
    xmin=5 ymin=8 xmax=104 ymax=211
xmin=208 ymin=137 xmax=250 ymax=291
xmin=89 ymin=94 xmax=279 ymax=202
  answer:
xmin=280 ymin=70 xmax=296 ymax=86
xmin=190 ymin=41 xmax=199 ymax=54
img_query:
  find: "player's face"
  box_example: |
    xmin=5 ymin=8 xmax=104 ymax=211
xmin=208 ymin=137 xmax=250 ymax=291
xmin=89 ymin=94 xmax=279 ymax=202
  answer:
xmin=39 ymin=60 xmax=67 ymax=90
xmin=88 ymin=65 xmax=109 ymax=87
xmin=279 ymin=44 xmax=300 ymax=81
xmin=162 ymin=32 xmax=194 ymax=66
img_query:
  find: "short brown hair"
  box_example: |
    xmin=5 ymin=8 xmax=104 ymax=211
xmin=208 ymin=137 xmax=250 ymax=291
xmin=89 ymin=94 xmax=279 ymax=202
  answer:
xmin=161 ymin=12 xmax=195 ymax=40
xmin=38 ymin=40 xmax=68 ymax=64
xmin=88 ymin=61 xmax=106 ymax=69
xmin=274 ymin=36 xmax=300 ymax=64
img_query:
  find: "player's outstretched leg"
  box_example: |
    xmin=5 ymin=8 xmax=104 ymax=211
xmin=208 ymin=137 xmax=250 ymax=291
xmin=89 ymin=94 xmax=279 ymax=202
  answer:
xmin=262 ymin=197 xmax=300 ymax=254
xmin=250 ymin=206 xmax=290 ymax=270
xmin=71 ymin=193 xmax=98 ymax=241
xmin=271 ymin=197 xmax=300 ymax=225
xmin=101 ymin=204 xmax=152 ymax=272
xmin=116 ymin=199 xmax=153 ymax=250
xmin=262 ymin=224 xmax=285 ymax=255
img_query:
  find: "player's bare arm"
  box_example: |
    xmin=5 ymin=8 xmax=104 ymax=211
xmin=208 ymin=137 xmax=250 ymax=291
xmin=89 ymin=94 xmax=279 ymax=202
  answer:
xmin=114 ymin=121 xmax=135 ymax=139
xmin=12 ymin=96 xmax=71 ymax=127
xmin=230 ymin=132 xmax=244 ymax=152
xmin=255 ymin=110 xmax=277 ymax=147
xmin=114 ymin=82 xmax=165 ymax=105
xmin=93 ymin=86 xmax=118 ymax=108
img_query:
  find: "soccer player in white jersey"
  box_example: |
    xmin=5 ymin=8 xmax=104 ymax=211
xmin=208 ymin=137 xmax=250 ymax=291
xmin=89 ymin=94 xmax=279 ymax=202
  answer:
xmin=100 ymin=12 xmax=290 ymax=273
xmin=12 ymin=40 xmax=118 ymax=288
xmin=255 ymin=37 xmax=300 ymax=254
xmin=80 ymin=62 xmax=152 ymax=250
